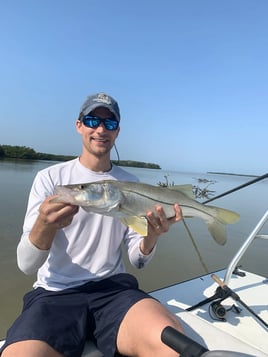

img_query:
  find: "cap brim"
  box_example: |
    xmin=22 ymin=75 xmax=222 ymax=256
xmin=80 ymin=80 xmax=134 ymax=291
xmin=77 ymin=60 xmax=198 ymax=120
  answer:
xmin=83 ymin=103 xmax=120 ymax=122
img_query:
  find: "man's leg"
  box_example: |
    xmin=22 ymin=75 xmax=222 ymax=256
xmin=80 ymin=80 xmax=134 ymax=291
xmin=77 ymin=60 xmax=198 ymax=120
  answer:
xmin=117 ymin=298 xmax=183 ymax=356
xmin=2 ymin=340 xmax=64 ymax=357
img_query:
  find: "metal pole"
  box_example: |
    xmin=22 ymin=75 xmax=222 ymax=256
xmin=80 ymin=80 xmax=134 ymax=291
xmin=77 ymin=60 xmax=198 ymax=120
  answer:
xmin=224 ymin=210 xmax=268 ymax=285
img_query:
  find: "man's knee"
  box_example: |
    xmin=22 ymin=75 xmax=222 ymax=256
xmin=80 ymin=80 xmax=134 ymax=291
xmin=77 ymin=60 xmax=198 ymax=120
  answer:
xmin=117 ymin=298 xmax=183 ymax=356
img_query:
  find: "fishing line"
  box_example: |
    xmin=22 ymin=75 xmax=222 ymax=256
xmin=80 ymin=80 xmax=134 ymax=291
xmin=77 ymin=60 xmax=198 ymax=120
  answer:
xmin=113 ymin=143 xmax=120 ymax=164
xmin=181 ymin=218 xmax=209 ymax=274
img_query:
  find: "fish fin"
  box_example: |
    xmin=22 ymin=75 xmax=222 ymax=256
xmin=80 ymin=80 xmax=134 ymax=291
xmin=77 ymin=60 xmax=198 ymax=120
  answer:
xmin=207 ymin=220 xmax=227 ymax=245
xmin=169 ymin=184 xmax=195 ymax=199
xmin=120 ymin=216 xmax=148 ymax=236
xmin=204 ymin=207 xmax=239 ymax=245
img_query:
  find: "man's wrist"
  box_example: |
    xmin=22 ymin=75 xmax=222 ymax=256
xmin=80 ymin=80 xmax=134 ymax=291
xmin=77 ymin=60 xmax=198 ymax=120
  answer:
xmin=139 ymin=238 xmax=157 ymax=255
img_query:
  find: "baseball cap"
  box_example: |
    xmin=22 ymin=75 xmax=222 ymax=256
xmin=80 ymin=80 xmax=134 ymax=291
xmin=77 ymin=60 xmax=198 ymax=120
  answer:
xmin=80 ymin=93 xmax=120 ymax=122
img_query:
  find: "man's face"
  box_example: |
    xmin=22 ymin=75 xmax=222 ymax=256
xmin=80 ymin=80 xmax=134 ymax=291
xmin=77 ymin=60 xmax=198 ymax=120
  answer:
xmin=76 ymin=106 xmax=120 ymax=158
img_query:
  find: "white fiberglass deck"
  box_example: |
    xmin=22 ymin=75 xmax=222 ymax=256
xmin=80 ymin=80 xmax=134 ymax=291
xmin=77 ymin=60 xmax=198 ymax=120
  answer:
xmin=151 ymin=269 xmax=268 ymax=356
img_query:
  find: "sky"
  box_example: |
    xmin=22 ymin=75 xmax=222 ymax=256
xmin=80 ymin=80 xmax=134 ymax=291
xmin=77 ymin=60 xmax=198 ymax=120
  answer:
xmin=0 ymin=0 xmax=267 ymax=175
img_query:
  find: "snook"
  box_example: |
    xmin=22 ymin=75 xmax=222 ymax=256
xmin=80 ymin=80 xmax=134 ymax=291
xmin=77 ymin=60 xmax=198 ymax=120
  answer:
xmin=53 ymin=180 xmax=240 ymax=245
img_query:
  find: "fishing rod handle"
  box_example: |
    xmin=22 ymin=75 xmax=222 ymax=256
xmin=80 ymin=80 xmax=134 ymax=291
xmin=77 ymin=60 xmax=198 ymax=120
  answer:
xmin=211 ymin=274 xmax=240 ymax=301
xmin=211 ymin=274 xmax=225 ymax=288
xmin=161 ymin=326 xmax=208 ymax=356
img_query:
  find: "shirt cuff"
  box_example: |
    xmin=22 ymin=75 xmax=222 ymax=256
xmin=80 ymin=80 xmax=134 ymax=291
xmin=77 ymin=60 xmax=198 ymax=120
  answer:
xmin=131 ymin=239 xmax=157 ymax=269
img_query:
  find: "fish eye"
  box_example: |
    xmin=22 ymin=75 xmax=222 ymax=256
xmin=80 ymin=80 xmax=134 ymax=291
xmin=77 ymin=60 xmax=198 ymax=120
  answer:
xmin=79 ymin=184 xmax=85 ymax=189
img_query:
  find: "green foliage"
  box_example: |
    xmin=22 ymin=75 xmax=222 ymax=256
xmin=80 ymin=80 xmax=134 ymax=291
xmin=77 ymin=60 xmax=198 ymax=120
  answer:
xmin=0 ymin=145 xmax=76 ymax=161
xmin=0 ymin=145 xmax=37 ymax=159
xmin=0 ymin=145 xmax=161 ymax=169
xmin=0 ymin=146 xmax=4 ymax=157
xmin=112 ymin=160 xmax=160 ymax=169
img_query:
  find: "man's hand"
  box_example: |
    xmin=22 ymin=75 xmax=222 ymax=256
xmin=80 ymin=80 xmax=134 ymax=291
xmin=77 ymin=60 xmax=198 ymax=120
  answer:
xmin=29 ymin=195 xmax=79 ymax=250
xmin=39 ymin=195 xmax=79 ymax=229
xmin=140 ymin=204 xmax=182 ymax=255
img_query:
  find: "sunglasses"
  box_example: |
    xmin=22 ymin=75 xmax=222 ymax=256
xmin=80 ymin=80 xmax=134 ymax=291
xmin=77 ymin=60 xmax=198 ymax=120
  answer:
xmin=81 ymin=115 xmax=119 ymax=131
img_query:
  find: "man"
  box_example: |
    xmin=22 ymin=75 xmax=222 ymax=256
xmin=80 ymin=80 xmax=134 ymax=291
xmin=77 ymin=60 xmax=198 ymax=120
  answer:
xmin=1 ymin=93 xmax=184 ymax=357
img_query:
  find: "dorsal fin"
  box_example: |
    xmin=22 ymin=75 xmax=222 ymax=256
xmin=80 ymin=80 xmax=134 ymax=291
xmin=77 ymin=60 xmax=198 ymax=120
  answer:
xmin=169 ymin=184 xmax=194 ymax=199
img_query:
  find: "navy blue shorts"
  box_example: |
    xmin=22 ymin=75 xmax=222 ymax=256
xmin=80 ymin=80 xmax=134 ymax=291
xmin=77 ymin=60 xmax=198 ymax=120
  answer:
xmin=1 ymin=273 xmax=152 ymax=357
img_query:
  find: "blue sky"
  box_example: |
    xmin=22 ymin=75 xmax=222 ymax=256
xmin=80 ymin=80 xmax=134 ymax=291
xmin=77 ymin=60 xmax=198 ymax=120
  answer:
xmin=0 ymin=0 xmax=267 ymax=175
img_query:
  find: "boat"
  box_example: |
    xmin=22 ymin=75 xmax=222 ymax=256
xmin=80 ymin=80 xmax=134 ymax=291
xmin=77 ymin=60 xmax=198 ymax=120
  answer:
xmin=1 ymin=177 xmax=268 ymax=356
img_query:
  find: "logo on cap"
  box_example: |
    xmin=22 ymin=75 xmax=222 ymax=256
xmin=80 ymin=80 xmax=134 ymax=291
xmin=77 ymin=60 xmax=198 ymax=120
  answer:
xmin=93 ymin=93 xmax=112 ymax=105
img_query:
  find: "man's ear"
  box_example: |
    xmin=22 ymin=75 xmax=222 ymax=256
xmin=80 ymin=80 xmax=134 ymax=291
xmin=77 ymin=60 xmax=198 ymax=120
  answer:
xmin=76 ymin=120 xmax=83 ymax=134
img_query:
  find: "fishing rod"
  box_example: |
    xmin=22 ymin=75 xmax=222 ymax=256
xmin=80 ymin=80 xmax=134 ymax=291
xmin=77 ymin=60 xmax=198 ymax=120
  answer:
xmin=203 ymin=173 xmax=268 ymax=204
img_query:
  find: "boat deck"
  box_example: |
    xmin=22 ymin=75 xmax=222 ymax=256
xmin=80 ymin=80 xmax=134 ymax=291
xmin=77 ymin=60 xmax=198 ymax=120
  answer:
xmin=151 ymin=269 xmax=268 ymax=356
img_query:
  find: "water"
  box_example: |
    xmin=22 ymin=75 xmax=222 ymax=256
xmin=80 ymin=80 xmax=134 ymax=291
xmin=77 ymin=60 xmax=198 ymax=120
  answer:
xmin=0 ymin=159 xmax=268 ymax=339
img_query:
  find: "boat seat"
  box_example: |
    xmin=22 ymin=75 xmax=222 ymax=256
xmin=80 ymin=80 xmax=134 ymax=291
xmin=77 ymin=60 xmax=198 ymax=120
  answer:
xmin=82 ymin=340 xmax=103 ymax=357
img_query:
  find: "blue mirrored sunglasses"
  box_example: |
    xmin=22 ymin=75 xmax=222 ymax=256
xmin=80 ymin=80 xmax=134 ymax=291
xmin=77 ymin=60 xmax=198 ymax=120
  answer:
xmin=81 ymin=115 xmax=119 ymax=131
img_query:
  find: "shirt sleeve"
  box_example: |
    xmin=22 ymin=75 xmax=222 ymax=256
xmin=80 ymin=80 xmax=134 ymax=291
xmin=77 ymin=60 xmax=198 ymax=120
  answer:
xmin=17 ymin=235 xmax=50 ymax=275
xmin=17 ymin=171 xmax=54 ymax=275
xmin=123 ymin=229 xmax=157 ymax=269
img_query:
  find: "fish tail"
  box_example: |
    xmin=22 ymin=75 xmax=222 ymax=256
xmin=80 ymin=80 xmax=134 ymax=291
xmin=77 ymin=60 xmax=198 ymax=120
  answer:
xmin=209 ymin=206 xmax=240 ymax=224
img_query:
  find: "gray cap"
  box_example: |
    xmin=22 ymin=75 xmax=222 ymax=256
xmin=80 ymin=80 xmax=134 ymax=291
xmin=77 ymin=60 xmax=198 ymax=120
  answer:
xmin=80 ymin=93 xmax=120 ymax=122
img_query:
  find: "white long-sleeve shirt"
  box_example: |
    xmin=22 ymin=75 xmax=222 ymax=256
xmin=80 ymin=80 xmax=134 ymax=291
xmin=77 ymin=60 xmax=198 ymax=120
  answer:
xmin=17 ymin=158 xmax=155 ymax=291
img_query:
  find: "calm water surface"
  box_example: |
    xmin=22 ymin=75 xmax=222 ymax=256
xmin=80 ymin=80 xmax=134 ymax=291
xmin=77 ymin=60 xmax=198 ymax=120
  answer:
xmin=0 ymin=159 xmax=268 ymax=338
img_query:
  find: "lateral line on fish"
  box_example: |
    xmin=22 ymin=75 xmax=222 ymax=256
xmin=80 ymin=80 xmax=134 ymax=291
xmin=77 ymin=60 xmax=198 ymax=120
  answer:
xmin=126 ymin=190 xmax=220 ymax=220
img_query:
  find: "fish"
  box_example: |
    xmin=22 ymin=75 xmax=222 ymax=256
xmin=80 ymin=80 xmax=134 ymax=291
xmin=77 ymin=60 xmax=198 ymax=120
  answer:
xmin=52 ymin=180 xmax=240 ymax=245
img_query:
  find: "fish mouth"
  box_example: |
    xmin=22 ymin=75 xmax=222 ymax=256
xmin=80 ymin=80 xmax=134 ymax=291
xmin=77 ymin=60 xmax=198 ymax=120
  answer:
xmin=53 ymin=186 xmax=85 ymax=205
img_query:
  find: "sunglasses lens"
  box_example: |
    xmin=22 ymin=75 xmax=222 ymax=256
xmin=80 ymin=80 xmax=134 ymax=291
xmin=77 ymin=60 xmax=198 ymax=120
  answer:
xmin=103 ymin=119 xmax=119 ymax=131
xmin=82 ymin=116 xmax=118 ymax=131
xmin=82 ymin=116 xmax=100 ymax=129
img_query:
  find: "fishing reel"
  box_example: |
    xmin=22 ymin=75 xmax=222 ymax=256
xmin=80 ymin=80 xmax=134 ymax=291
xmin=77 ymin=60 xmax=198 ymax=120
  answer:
xmin=187 ymin=274 xmax=268 ymax=328
xmin=210 ymin=300 xmax=227 ymax=321
xmin=187 ymin=284 xmax=241 ymax=322
xmin=210 ymin=299 xmax=243 ymax=322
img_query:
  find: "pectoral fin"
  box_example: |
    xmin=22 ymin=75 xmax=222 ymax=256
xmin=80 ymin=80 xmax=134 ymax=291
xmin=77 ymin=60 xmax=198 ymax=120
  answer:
xmin=120 ymin=216 xmax=148 ymax=236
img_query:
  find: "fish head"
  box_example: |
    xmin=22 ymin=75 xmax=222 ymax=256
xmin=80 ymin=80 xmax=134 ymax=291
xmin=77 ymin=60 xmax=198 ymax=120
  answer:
xmin=54 ymin=183 xmax=96 ymax=204
xmin=53 ymin=181 xmax=122 ymax=213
